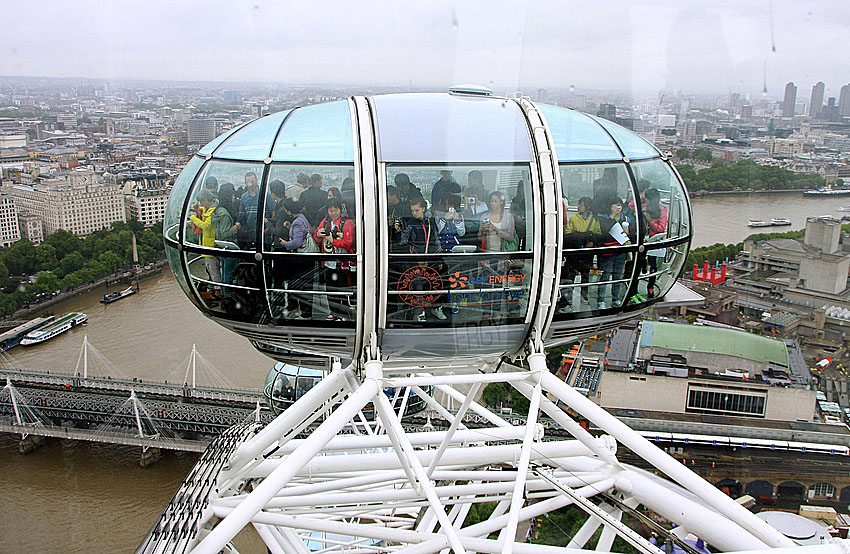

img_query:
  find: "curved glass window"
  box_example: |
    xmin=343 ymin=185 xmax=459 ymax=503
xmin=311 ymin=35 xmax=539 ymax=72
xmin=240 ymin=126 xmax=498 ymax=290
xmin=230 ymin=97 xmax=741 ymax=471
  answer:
xmin=271 ymin=101 xmax=354 ymax=162
xmin=557 ymin=163 xmax=637 ymax=316
xmin=182 ymin=160 xmax=268 ymax=252
xmin=214 ymin=110 xmax=290 ymax=160
xmin=373 ymin=94 xmax=533 ymax=163
xmin=631 ymin=158 xmax=690 ymax=242
xmin=164 ymin=155 xmax=204 ymax=243
xmin=538 ymin=104 xmax=621 ymax=162
xmin=197 ymin=122 xmax=247 ymax=157
xmin=635 ymin=242 xmax=688 ymax=302
xmin=262 ymin=164 xmax=357 ymax=327
xmin=588 ymin=114 xmax=660 ymax=160
xmin=383 ymin=165 xmax=533 ymax=329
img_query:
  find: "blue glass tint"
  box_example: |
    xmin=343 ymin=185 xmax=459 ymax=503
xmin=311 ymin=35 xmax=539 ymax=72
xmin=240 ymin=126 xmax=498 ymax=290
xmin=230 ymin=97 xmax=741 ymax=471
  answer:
xmin=184 ymin=160 xmax=266 ymax=252
xmin=215 ymin=110 xmax=291 ymax=160
xmin=164 ymin=155 xmax=204 ymax=242
xmin=538 ymin=104 xmax=621 ymax=162
xmin=373 ymin=94 xmax=533 ymax=162
xmin=630 ymin=158 xmax=690 ymax=241
xmin=587 ymin=114 xmax=661 ymax=160
xmin=271 ymin=101 xmax=354 ymax=162
xmin=197 ymin=122 xmax=248 ymax=156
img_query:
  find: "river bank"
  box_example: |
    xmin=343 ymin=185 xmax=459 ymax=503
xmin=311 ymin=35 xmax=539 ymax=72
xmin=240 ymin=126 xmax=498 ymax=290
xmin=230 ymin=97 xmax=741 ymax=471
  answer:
xmin=690 ymin=188 xmax=804 ymax=197
xmin=3 ymin=259 xmax=169 ymax=323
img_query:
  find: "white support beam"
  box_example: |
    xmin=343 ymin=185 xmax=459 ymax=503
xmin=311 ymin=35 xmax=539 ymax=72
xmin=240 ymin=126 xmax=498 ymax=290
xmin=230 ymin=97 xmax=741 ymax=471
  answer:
xmin=193 ymin=377 xmax=379 ymax=554
xmin=540 ymin=371 xmax=794 ymax=549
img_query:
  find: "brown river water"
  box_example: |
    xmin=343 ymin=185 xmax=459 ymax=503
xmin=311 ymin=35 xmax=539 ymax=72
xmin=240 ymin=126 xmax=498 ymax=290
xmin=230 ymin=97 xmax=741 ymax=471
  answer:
xmin=1 ymin=191 xmax=847 ymax=552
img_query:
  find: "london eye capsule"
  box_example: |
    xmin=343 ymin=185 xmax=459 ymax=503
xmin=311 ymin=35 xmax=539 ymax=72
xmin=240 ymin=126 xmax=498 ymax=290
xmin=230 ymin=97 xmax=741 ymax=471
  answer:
xmin=163 ymin=90 xmax=692 ymax=366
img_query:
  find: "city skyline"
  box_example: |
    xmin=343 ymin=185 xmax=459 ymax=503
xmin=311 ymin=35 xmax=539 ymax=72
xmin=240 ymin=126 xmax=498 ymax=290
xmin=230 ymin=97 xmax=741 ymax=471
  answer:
xmin=2 ymin=1 xmax=849 ymax=95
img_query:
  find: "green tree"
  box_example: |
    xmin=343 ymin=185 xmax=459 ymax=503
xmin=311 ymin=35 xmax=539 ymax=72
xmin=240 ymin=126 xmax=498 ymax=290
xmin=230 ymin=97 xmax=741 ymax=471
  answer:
xmin=0 ymin=259 xmax=8 ymax=283
xmin=46 ymin=229 xmax=82 ymax=260
xmin=675 ymin=148 xmax=690 ymax=159
xmin=35 ymin=243 xmax=58 ymax=271
xmin=1 ymin=240 xmax=38 ymax=275
xmin=98 ymin=251 xmax=124 ymax=273
xmin=692 ymin=147 xmax=713 ymax=162
xmin=35 ymin=271 xmax=60 ymax=292
xmin=56 ymin=250 xmax=85 ymax=278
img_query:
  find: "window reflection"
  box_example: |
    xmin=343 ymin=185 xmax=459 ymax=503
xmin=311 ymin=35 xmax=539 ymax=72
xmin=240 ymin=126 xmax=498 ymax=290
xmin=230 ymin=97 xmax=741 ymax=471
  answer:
xmin=187 ymin=254 xmax=268 ymax=323
xmin=557 ymin=163 xmax=636 ymax=315
xmin=385 ymin=165 xmax=533 ymax=327
xmin=630 ymin=158 xmax=690 ymax=241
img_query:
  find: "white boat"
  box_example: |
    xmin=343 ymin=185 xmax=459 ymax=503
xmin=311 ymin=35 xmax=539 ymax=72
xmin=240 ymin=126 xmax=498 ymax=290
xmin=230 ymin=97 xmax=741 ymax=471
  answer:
xmin=804 ymin=186 xmax=850 ymax=197
xmin=838 ymin=206 xmax=850 ymax=212
xmin=747 ymin=220 xmax=771 ymax=228
xmin=770 ymin=217 xmax=792 ymax=226
xmin=20 ymin=312 xmax=87 ymax=346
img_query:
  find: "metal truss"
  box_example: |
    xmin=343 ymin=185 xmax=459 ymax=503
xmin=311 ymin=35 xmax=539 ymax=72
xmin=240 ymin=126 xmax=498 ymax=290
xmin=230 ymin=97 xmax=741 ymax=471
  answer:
xmin=138 ymin=344 xmax=850 ymax=554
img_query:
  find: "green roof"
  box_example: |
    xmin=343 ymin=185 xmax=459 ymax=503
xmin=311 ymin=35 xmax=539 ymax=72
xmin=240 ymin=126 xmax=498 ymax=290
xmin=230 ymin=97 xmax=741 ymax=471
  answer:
xmin=639 ymin=321 xmax=789 ymax=369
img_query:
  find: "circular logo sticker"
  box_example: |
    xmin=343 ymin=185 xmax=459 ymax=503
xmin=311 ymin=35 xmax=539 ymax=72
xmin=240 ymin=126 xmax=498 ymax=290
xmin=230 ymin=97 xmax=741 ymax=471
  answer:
xmin=397 ymin=264 xmax=443 ymax=307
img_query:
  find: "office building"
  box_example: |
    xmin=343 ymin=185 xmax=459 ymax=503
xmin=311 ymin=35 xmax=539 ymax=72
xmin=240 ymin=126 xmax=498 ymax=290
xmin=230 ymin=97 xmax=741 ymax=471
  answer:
xmin=5 ymin=170 xmax=125 ymax=237
xmin=809 ymin=82 xmax=825 ymax=117
xmin=125 ymin=183 xmax=171 ymax=227
xmin=839 ymin=84 xmax=850 ymax=117
xmin=783 ymin=82 xmax=797 ymax=117
xmin=18 ymin=213 xmax=43 ymax=245
xmin=187 ymin=118 xmax=216 ymax=145
xmin=0 ymin=194 xmax=20 ymax=247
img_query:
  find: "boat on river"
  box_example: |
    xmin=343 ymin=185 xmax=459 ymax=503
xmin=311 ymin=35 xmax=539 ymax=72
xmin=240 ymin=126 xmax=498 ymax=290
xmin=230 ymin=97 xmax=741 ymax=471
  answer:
xmin=838 ymin=206 xmax=850 ymax=212
xmin=20 ymin=312 xmax=87 ymax=346
xmin=100 ymin=280 xmax=139 ymax=304
xmin=748 ymin=218 xmax=791 ymax=228
xmin=804 ymin=186 xmax=850 ymax=197
xmin=770 ymin=217 xmax=792 ymax=226
xmin=747 ymin=220 xmax=771 ymax=227
xmin=0 ymin=315 xmax=54 ymax=350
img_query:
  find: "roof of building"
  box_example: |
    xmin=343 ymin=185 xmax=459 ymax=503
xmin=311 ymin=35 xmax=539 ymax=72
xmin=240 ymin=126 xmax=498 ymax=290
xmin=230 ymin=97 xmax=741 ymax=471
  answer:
xmin=765 ymin=238 xmax=807 ymax=252
xmin=639 ymin=321 xmax=790 ymax=368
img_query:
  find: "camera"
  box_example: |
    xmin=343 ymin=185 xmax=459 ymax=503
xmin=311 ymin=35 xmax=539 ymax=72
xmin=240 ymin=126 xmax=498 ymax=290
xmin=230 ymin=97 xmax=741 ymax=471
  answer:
xmin=448 ymin=207 xmax=456 ymax=214
xmin=481 ymin=217 xmax=490 ymax=225
xmin=467 ymin=197 xmax=475 ymax=205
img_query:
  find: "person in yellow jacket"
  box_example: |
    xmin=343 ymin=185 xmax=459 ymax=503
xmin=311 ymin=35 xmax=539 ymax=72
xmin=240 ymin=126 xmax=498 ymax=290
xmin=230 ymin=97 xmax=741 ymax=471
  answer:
xmin=189 ymin=190 xmax=221 ymax=285
xmin=562 ymin=197 xmax=603 ymax=307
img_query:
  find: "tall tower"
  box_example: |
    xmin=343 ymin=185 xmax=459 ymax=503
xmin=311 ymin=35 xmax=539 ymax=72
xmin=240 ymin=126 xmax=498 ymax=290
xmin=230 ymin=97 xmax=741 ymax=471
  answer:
xmin=809 ymin=81 xmax=825 ymax=117
xmin=782 ymin=82 xmax=796 ymax=117
xmin=839 ymin=83 xmax=850 ymax=117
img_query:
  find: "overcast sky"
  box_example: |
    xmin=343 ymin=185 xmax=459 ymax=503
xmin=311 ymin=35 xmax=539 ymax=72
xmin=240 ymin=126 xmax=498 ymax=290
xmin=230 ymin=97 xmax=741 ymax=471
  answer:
xmin=2 ymin=0 xmax=848 ymax=96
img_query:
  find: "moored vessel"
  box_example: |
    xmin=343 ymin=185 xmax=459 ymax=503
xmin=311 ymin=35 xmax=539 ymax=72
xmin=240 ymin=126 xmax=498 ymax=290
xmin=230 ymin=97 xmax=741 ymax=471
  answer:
xmin=20 ymin=312 xmax=87 ymax=345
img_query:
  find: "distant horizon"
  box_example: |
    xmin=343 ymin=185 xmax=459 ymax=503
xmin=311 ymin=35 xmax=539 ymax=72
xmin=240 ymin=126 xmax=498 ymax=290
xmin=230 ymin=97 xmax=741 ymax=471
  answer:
xmin=2 ymin=1 xmax=848 ymax=99
xmin=0 ymin=73 xmax=830 ymax=102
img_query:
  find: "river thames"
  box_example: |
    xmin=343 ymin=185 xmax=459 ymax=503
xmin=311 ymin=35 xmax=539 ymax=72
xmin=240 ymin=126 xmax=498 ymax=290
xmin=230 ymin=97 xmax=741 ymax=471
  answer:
xmin=1 ymin=190 xmax=848 ymax=552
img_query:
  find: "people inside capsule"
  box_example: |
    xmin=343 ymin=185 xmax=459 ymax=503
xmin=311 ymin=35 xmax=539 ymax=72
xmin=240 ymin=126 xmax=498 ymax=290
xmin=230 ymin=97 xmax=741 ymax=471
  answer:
xmin=597 ymin=198 xmax=635 ymax=309
xmin=431 ymin=170 xmax=460 ymax=216
xmin=314 ymin=197 xmax=355 ymax=321
xmin=478 ymin=191 xmax=517 ymax=255
xmin=561 ymin=196 xmax=602 ymax=311
xmin=216 ymin=182 xmax=240 ymax=291
xmin=510 ymin=181 xmax=526 ymax=251
xmin=592 ymin=166 xmax=620 ymax=217
xmin=393 ymin=173 xmax=423 ymax=205
xmin=234 ymin=172 xmax=273 ymax=250
xmin=300 ymin=173 xmax=326 ymax=226
xmin=188 ymin=190 xmax=223 ymax=289
xmin=436 ymin=193 xmax=465 ymax=252
xmin=340 ymin=177 xmax=356 ymax=219
xmin=317 ymin=186 xmax=342 ymax=223
xmin=276 ymin=198 xmax=316 ymax=319
xmin=641 ymin=187 xmax=668 ymax=297
xmin=395 ymin=196 xmax=446 ymax=321
xmin=461 ymin=170 xmax=488 ymax=245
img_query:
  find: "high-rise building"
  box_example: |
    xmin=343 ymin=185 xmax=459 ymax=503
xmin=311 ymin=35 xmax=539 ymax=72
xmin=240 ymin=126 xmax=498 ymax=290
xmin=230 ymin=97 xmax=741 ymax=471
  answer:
xmin=125 ymin=182 xmax=172 ymax=227
xmin=18 ymin=213 xmax=43 ymax=245
xmin=186 ymin=117 xmax=216 ymax=145
xmin=5 ymin=170 xmax=126 ymax=237
xmin=809 ymin=81 xmax=825 ymax=117
xmin=839 ymin=84 xmax=850 ymax=117
xmin=783 ymin=82 xmax=797 ymax=117
xmin=596 ymin=103 xmax=617 ymax=121
xmin=0 ymin=194 xmax=20 ymax=247
xmin=222 ymin=90 xmax=241 ymax=104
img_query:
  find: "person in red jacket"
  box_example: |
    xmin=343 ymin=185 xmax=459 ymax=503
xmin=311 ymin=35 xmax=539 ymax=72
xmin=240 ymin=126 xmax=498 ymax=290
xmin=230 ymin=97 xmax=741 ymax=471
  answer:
xmin=314 ymin=198 xmax=355 ymax=321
